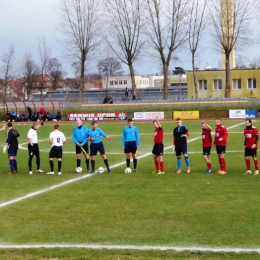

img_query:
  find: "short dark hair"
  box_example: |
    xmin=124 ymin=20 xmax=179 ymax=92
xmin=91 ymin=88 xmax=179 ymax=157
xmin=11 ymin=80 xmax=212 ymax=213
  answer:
xmin=7 ymin=122 xmax=12 ymax=127
xmin=176 ymin=118 xmax=181 ymax=121
xmin=91 ymin=120 xmax=98 ymax=125
xmin=54 ymin=124 xmax=59 ymax=129
xmin=128 ymin=118 xmax=133 ymax=122
xmin=246 ymin=118 xmax=252 ymax=123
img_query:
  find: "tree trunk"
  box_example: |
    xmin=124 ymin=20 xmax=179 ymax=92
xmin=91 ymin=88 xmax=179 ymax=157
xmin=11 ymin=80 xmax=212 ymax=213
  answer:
xmin=129 ymin=62 xmax=136 ymax=99
xmin=80 ymin=51 xmax=86 ymax=102
xmin=192 ymin=52 xmax=198 ymax=99
xmin=225 ymin=52 xmax=230 ymax=98
xmin=163 ymin=63 xmax=169 ymax=100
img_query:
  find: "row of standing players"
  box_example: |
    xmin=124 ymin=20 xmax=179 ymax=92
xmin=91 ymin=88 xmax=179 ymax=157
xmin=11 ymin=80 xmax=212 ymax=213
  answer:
xmin=2 ymin=117 xmax=259 ymax=175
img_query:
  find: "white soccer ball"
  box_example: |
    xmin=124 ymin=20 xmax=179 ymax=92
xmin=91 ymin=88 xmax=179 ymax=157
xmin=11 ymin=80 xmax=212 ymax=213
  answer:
xmin=98 ymin=167 xmax=105 ymax=174
xmin=125 ymin=167 xmax=132 ymax=174
xmin=75 ymin=167 xmax=82 ymax=173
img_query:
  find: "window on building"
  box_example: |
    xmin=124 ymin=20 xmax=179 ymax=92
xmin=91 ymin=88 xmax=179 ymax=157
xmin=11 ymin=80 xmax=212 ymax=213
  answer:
xmin=248 ymin=78 xmax=256 ymax=89
xmin=119 ymin=80 xmax=122 ymax=85
xmin=114 ymin=81 xmax=118 ymax=85
xmin=199 ymin=80 xmax=207 ymax=90
xmin=124 ymin=80 xmax=127 ymax=84
xmin=232 ymin=79 xmax=241 ymax=90
xmin=213 ymin=80 xmax=222 ymax=90
xmin=109 ymin=81 xmax=113 ymax=85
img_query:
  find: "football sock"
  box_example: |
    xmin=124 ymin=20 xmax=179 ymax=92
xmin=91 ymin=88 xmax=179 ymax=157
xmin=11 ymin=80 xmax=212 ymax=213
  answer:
xmin=77 ymin=159 xmax=81 ymax=167
xmin=50 ymin=160 xmax=54 ymax=172
xmin=126 ymin=159 xmax=130 ymax=167
xmin=104 ymin=159 xmax=110 ymax=171
xmin=86 ymin=159 xmax=89 ymax=170
xmin=58 ymin=161 xmax=62 ymax=172
xmin=10 ymin=159 xmax=15 ymax=173
xmin=177 ymin=157 xmax=182 ymax=169
xmin=14 ymin=159 xmax=17 ymax=171
xmin=207 ymin=162 xmax=212 ymax=170
xmin=185 ymin=157 xmax=190 ymax=168
xmin=220 ymin=158 xmax=226 ymax=171
xmin=246 ymin=158 xmax=250 ymax=170
xmin=155 ymin=160 xmax=159 ymax=171
xmin=254 ymin=158 xmax=258 ymax=170
xmin=91 ymin=160 xmax=95 ymax=171
xmin=133 ymin=158 xmax=137 ymax=169
xmin=160 ymin=161 xmax=164 ymax=172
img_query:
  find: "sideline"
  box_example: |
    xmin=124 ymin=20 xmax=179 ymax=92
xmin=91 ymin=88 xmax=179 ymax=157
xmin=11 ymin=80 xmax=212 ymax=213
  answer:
xmin=0 ymin=121 xmax=245 ymax=210
xmin=0 ymin=243 xmax=259 ymax=253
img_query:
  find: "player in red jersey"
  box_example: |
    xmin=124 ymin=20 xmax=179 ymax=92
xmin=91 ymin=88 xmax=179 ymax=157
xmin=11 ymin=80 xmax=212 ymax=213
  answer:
xmin=244 ymin=119 xmax=259 ymax=175
xmin=213 ymin=118 xmax=228 ymax=174
xmin=152 ymin=117 xmax=164 ymax=174
xmin=201 ymin=121 xmax=212 ymax=173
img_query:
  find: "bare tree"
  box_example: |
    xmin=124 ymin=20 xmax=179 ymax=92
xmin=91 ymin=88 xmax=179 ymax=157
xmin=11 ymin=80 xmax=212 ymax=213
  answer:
xmin=188 ymin=0 xmax=208 ymax=99
xmin=145 ymin=0 xmax=190 ymax=99
xmin=1 ymin=44 xmax=16 ymax=102
xmin=59 ymin=0 xmax=100 ymax=101
xmin=20 ymin=52 xmax=39 ymax=100
xmin=209 ymin=0 xmax=253 ymax=98
xmin=38 ymin=37 xmax=52 ymax=101
xmin=104 ymin=0 xmax=145 ymax=92
xmin=47 ymin=58 xmax=66 ymax=98
xmin=98 ymin=57 xmax=123 ymax=96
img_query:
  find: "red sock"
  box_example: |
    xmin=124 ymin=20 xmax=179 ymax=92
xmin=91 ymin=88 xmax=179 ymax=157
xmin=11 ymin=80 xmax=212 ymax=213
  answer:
xmin=220 ymin=158 xmax=226 ymax=171
xmin=207 ymin=162 xmax=212 ymax=170
xmin=155 ymin=161 xmax=159 ymax=171
xmin=254 ymin=159 xmax=258 ymax=170
xmin=160 ymin=161 xmax=164 ymax=172
xmin=246 ymin=159 xmax=251 ymax=170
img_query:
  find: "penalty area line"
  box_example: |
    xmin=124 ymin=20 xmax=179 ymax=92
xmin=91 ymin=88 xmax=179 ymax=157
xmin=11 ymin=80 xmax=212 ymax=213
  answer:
xmin=0 ymin=244 xmax=259 ymax=253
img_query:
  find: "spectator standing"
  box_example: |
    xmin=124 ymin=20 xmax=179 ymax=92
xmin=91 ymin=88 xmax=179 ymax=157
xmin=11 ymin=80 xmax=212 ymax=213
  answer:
xmin=122 ymin=118 xmax=140 ymax=172
xmin=46 ymin=124 xmax=66 ymax=175
xmin=173 ymin=118 xmax=191 ymax=173
xmin=56 ymin=110 xmax=61 ymax=121
xmin=132 ymin=89 xmax=136 ymax=101
xmin=3 ymin=122 xmax=20 ymax=174
xmin=244 ymin=119 xmax=259 ymax=175
xmin=87 ymin=121 xmax=112 ymax=174
xmin=201 ymin=121 xmax=212 ymax=173
xmin=213 ymin=118 xmax=228 ymax=175
xmin=125 ymin=87 xmax=128 ymax=101
xmin=72 ymin=119 xmax=90 ymax=173
xmin=27 ymin=122 xmax=44 ymax=175
xmin=152 ymin=117 xmax=164 ymax=174
xmin=27 ymin=106 xmax=33 ymax=121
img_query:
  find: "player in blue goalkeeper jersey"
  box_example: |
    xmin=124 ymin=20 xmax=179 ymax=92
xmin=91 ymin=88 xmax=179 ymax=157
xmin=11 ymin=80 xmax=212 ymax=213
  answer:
xmin=122 ymin=118 xmax=140 ymax=172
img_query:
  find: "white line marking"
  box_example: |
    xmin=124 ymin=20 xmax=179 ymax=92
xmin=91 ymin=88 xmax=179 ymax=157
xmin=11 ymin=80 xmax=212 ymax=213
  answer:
xmin=0 ymin=121 xmax=245 ymax=210
xmin=0 ymin=244 xmax=259 ymax=253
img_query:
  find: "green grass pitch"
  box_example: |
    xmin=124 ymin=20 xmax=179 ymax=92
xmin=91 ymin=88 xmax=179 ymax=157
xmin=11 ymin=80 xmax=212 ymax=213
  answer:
xmin=0 ymin=119 xmax=260 ymax=260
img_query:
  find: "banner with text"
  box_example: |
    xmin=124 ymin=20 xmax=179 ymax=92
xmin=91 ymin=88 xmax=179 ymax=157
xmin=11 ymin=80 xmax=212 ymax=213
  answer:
xmin=229 ymin=110 xmax=246 ymax=119
xmin=67 ymin=112 xmax=128 ymax=121
xmin=133 ymin=112 xmax=164 ymax=120
xmin=173 ymin=111 xmax=199 ymax=119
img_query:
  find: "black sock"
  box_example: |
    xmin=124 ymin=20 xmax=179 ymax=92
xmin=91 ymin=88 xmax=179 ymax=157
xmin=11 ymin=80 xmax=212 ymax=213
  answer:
xmin=104 ymin=159 xmax=110 ymax=171
xmin=91 ymin=160 xmax=95 ymax=171
xmin=50 ymin=161 xmax=54 ymax=172
xmin=77 ymin=159 xmax=81 ymax=167
xmin=133 ymin=159 xmax=137 ymax=169
xmin=86 ymin=159 xmax=89 ymax=170
xmin=58 ymin=161 xmax=62 ymax=172
xmin=126 ymin=159 xmax=130 ymax=167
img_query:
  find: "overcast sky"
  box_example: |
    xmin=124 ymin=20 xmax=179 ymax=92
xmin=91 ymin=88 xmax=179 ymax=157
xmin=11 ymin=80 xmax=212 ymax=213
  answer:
xmin=0 ymin=0 xmax=260 ymax=78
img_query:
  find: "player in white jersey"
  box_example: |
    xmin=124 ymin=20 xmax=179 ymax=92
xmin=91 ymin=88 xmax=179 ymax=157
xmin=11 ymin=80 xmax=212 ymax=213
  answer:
xmin=47 ymin=124 xmax=66 ymax=175
xmin=27 ymin=122 xmax=44 ymax=175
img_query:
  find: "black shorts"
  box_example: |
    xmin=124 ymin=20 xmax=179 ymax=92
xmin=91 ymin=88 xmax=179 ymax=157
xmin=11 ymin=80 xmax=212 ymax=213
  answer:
xmin=75 ymin=143 xmax=89 ymax=154
xmin=8 ymin=148 xmax=18 ymax=157
xmin=124 ymin=141 xmax=137 ymax=154
xmin=175 ymin=145 xmax=188 ymax=156
xmin=203 ymin=147 xmax=211 ymax=156
xmin=245 ymin=147 xmax=257 ymax=157
xmin=49 ymin=146 xmax=63 ymax=158
xmin=28 ymin=143 xmax=39 ymax=156
xmin=90 ymin=142 xmax=105 ymax=156
xmin=152 ymin=143 xmax=164 ymax=156
xmin=216 ymin=145 xmax=226 ymax=154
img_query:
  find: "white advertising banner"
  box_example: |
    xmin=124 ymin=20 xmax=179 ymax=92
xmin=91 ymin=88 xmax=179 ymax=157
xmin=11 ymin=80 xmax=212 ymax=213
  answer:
xmin=134 ymin=112 xmax=164 ymax=120
xmin=229 ymin=109 xmax=246 ymax=118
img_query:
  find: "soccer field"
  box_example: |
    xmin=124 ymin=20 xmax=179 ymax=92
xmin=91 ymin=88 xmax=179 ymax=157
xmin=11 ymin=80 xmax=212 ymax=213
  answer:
xmin=0 ymin=119 xmax=260 ymax=260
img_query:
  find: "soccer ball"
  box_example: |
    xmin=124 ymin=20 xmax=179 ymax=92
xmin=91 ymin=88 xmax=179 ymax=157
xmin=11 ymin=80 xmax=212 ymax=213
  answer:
xmin=98 ymin=167 xmax=105 ymax=174
xmin=125 ymin=167 xmax=132 ymax=174
xmin=75 ymin=167 xmax=82 ymax=173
